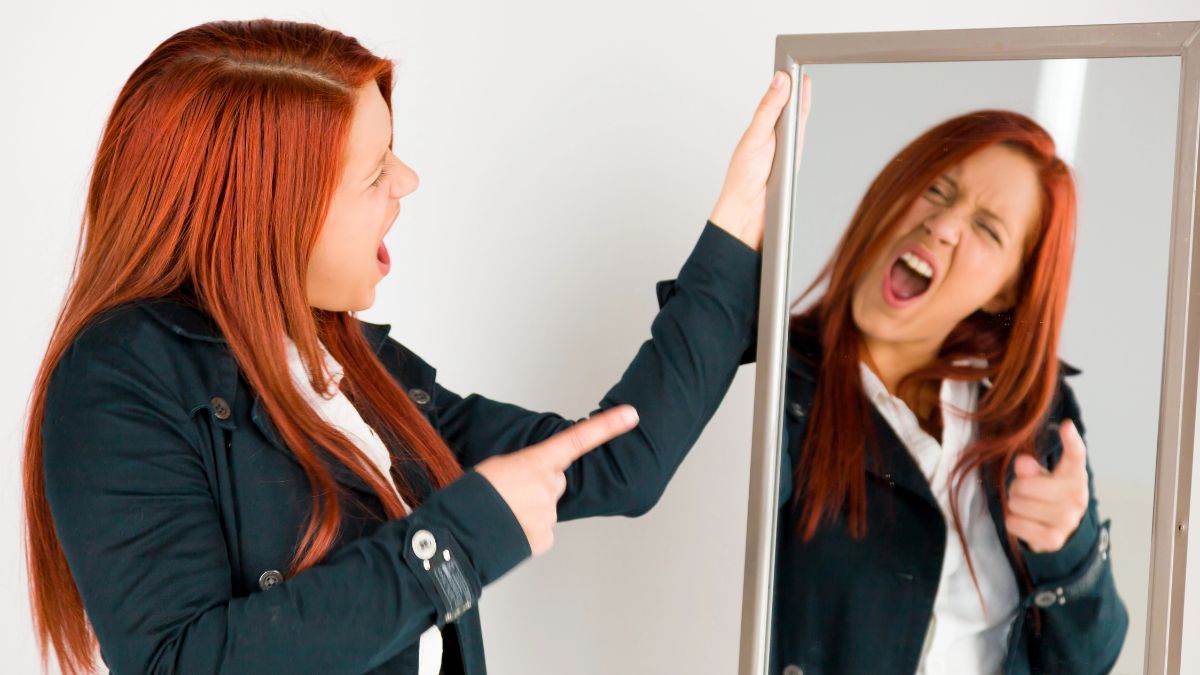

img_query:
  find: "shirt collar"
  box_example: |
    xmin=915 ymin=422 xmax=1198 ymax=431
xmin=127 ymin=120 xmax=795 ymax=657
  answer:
xmin=858 ymin=356 xmax=989 ymax=405
xmin=283 ymin=335 xmax=344 ymax=397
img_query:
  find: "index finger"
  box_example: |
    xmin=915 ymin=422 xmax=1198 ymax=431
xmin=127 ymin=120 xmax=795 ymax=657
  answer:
xmin=534 ymin=405 xmax=640 ymax=470
xmin=742 ymin=70 xmax=793 ymax=148
xmin=1054 ymin=418 xmax=1087 ymax=477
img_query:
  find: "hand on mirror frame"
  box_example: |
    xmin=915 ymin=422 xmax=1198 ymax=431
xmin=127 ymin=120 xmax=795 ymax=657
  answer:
xmin=473 ymin=404 xmax=640 ymax=556
xmin=1004 ymin=418 xmax=1091 ymax=553
xmin=708 ymin=70 xmax=812 ymax=253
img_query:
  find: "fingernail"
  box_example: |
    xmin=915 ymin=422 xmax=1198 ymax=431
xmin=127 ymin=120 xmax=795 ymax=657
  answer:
xmin=771 ymin=71 xmax=784 ymax=89
xmin=622 ymin=405 xmax=639 ymax=425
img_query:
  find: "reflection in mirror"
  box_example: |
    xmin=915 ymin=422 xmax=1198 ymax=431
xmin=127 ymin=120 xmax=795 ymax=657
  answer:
xmin=771 ymin=57 xmax=1179 ymax=674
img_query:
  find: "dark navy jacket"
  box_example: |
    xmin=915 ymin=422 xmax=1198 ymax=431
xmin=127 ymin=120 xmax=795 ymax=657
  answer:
xmin=769 ymin=330 xmax=1128 ymax=675
xmin=40 ymin=221 xmax=761 ymax=674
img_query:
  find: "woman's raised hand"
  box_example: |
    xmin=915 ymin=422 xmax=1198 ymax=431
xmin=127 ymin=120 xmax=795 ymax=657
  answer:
xmin=1005 ymin=419 xmax=1091 ymax=553
xmin=709 ymin=70 xmax=812 ymax=252
xmin=474 ymin=405 xmax=639 ymax=556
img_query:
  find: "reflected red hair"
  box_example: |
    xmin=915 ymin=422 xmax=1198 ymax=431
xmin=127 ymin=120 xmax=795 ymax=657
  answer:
xmin=22 ymin=19 xmax=463 ymax=674
xmin=788 ymin=110 xmax=1076 ymax=608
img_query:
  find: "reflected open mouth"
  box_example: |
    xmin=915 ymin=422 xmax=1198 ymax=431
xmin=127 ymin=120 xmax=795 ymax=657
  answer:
xmin=889 ymin=252 xmax=932 ymax=300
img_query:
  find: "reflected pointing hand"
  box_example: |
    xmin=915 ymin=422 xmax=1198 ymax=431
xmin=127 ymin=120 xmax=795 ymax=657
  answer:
xmin=1004 ymin=418 xmax=1090 ymax=553
xmin=474 ymin=405 xmax=640 ymax=556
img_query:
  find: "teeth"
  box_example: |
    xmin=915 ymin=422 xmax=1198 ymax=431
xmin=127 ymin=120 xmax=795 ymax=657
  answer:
xmin=900 ymin=252 xmax=933 ymax=279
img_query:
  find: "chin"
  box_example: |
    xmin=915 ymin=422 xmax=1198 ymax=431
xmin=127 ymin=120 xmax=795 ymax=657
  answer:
xmin=851 ymin=294 xmax=901 ymax=345
xmin=356 ymin=287 xmax=377 ymax=311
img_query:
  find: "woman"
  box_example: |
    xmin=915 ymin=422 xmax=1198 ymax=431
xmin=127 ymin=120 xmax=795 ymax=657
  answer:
xmin=771 ymin=110 xmax=1128 ymax=674
xmin=22 ymin=19 xmax=809 ymax=675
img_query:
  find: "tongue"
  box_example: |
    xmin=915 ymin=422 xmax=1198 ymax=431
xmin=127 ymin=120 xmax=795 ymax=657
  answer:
xmin=890 ymin=259 xmax=930 ymax=299
xmin=377 ymin=241 xmax=390 ymax=265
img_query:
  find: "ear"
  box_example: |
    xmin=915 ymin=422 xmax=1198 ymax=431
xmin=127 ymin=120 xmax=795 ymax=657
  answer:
xmin=981 ymin=277 xmax=1019 ymax=314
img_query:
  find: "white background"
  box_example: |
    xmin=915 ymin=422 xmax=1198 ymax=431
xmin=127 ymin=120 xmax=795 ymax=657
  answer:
xmin=2 ymin=2 xmax=1197 ymax=673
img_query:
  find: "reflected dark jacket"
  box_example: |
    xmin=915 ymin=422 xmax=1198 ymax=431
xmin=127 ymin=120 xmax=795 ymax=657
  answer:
xmin=769 ymin=332 xmax=1129 ymax=675
xmin=40 ymin=221 xmax=760 ymax=674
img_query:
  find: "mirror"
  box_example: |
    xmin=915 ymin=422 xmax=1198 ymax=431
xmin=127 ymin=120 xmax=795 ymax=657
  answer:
xmin=743 ymin=22 xmax=1200 ymax=675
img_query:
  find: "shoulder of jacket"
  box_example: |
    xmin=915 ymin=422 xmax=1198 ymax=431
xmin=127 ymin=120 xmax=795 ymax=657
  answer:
xmin=367 ymin=326 xmax=444 ymax=389
xmin=63 ymin=300 xmax=189 ymax=358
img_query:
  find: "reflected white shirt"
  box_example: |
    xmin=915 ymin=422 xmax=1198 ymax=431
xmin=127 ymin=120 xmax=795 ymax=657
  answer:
xmin=284 ymin=335 xmax=442 ymax=675
xmin=859 ymin=359 xmax=1019 ymax=675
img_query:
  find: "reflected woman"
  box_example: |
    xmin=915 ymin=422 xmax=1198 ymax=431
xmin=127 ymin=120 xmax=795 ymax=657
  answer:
xmin=773 ymin=110 xmax=1128 ymax=674
xmin=22 ymin=19 xmax=807 ymax=675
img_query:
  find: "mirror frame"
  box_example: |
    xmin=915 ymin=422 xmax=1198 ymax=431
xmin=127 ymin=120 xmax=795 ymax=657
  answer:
xmin=741 ymin=20 xmax=1200 ymax=675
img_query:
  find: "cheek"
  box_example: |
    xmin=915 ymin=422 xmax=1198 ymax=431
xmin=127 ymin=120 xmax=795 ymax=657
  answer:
xmin=942 ymin=247 xmax=1011 ymax=308
xmin=309 ymin=218 xmax=364 ymax=281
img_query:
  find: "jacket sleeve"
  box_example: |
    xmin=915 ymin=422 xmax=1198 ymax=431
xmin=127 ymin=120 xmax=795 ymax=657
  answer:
xmin=41 ymin=325 xmax=531 ymax=674
xmin=430 ymin=220 xmax=761 ymax=520
xmin=1010 ymin=378 xmax=1129 ymax=674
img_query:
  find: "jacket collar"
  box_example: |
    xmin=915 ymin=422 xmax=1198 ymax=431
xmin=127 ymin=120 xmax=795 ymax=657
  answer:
xmin=136 ymin=297 xmax=395 ymax=355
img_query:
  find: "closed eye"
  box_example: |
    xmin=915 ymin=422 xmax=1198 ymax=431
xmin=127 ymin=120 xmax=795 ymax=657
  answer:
xmin=976 ymin=219 xmax=1001 ymax=243
xmin=369 ymin=165 xmax=389 ymax=189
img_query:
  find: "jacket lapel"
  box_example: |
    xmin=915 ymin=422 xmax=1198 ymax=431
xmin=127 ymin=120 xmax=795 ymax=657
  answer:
xmin=140 ymin=297 xmax=435 ymax=505
xmin=246 ymin=319 xmax=439 ymax=507
xmin=249 ymin=394 xmax=381 ymax=500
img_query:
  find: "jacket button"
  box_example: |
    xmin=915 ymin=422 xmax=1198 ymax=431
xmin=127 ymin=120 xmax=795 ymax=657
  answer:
xmin=408 ymin=388 xmax=431 ymax=406
xmin=783 ymin=665 xmax=804 ymax=675
xmin=787 ymin=401 xmax=806 ymax=418
xmin=412 ymin=529 xmax=437 ymax=560
xmin=258 ymin=569 xmax=283 ymax=591
xmin=211 ymin=396 xmax=232 ymax=420
xmin=1034 ymin=589 xmax=1060 ymax=607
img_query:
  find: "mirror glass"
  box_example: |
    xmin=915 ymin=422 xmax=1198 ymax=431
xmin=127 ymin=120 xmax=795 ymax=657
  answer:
xmin=772 ymin=56 xmax=1180 ymax=674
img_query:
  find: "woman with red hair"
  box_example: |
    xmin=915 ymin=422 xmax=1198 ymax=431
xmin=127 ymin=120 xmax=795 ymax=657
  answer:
xmin=22 ymin=18 xmax=807 ymax=675
xmin=771 ymin=110 xmax=1128 ymax=674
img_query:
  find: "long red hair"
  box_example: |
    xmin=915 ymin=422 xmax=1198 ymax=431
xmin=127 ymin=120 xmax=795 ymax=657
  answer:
xmin=22 ymin=19 xmax=464 ymax=675
xmin=788 ymin=110 xmax=1077 ymax=608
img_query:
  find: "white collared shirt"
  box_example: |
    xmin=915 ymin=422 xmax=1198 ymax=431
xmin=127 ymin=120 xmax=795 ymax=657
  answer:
xmin=859 ymin=359 xmax=1019 ymax=675
xmin=284 ymin=336 xmax=442 ymax=675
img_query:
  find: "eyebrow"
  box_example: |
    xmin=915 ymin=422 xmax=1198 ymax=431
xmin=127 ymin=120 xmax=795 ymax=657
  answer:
xmin=940 ymin=174 xmax=1011 ymax=237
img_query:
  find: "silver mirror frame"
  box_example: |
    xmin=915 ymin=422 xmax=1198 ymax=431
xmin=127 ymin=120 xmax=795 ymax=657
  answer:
xmin=741 ymin=20 xmax=1200 ymax=675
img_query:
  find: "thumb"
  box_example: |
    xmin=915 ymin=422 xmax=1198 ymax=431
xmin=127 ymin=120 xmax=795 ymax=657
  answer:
xmin=1054 ymin=418 xmax=1087 ymax=476
xmin=533 ymin=404 xmax=640 ymax=471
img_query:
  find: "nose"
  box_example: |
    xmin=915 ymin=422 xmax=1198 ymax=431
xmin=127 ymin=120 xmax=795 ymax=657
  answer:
xmin=921 ymin=210 xmax=962 ymax=247
xmin=388 ymin=157 xmax=420 ymax=199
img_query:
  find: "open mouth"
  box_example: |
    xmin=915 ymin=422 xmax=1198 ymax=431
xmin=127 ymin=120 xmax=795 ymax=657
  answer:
xmin=377 ymin=240 xmax=391 ymax=274
xmin=887 ymin=251 xmax=933 ymax=301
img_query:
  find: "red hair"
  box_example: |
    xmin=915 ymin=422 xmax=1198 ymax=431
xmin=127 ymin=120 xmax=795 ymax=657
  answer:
xmin=788 ymin=110 xmax=1077 ymax=609
xmin=22 ymin=19 xmax=464 ymax=674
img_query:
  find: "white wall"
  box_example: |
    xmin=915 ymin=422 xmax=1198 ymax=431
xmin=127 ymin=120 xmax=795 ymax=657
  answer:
xmin=2 ymin=1 xmax=1196 ymax=673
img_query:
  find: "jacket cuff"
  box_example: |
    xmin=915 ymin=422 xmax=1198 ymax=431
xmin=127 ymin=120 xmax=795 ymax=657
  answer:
xmin=687 ymin=221 xmax=762 ymax=300
xmin=654 ymin=220 xmax=762 ymax=364
xmin=400 ymin=469 xmax=531 ymax=625
xmin=1020 ymin=507 xmax=1100 ymax=585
